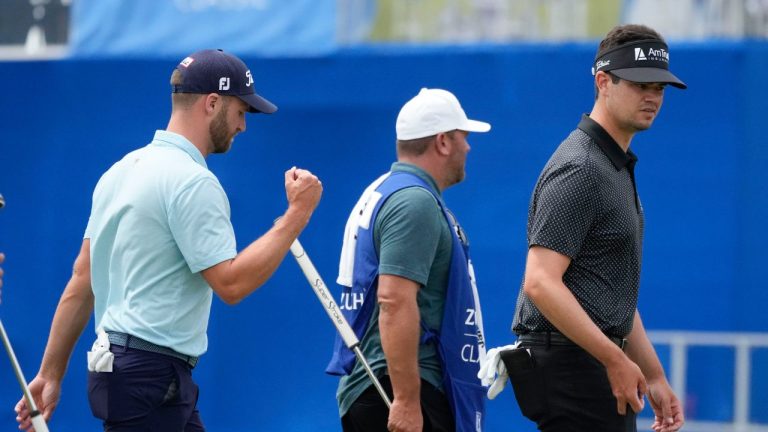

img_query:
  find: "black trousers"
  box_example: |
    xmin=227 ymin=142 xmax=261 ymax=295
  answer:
xmin=341 ymin=375 xmax=455 ymax=432
xmin=507 ymin=343 xmax=637 ymax=432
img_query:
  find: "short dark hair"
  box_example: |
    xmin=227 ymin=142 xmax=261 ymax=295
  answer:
xmin=396 ymin=130 xmax=458 ymax=158
xmin=594 ymin=24 xmax=664 ymax=98
xmin=397 ymin=135 xmax=433 ymax=157
xmin=597 ymin=24 xmax=664 ymax=58
xmin=170 ymin=69 xmax=203 ymax=110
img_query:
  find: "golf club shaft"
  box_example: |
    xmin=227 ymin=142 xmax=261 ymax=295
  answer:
xmin=289 ymin=239 xmax=392 ymax=408
xmin=352 ymin=345 xmax=392 ymax=409
xmin=0 ymin=320 xmax=50 ymax=432
xmin=0 ymin=194 xmax=50 ymax=431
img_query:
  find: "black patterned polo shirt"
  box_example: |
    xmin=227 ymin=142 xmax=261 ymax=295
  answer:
xmin=512 ymin=114 xmax=644 ymax=338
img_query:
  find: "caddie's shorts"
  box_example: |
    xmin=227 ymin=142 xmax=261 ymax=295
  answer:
xmin=87 ymin=343 xmax=205 ymax=431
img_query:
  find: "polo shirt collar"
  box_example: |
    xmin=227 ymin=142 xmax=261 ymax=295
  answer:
xmin=151 ymin=130 xmax=208 ymax=169
xmin=577 ymin=114 xmax=638 ymax=171
xmin=391 ymin=162 xmax=442 ymax=196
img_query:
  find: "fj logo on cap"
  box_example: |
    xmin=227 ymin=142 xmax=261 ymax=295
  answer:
xmin=219 ymin=77 xmax=230 ymax=91
xmin=635 ymin=48 xmax=647 ymax=61
xmin=180 ymin=57 xmax=194 ymax=67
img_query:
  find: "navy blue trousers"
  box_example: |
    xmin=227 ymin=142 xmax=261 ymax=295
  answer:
xmin=87 ymin=346 xmax=204 ymax=431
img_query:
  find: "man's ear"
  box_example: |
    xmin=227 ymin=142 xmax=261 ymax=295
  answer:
xmin=203 ymin=93 xmax=220 ymax=115
xmin=595 ymin=71 xmax=612 ymax=94
xmin=434 ymin=132 xmax=451 ymax=156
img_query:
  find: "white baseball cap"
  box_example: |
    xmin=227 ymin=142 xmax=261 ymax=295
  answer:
xmin=396 ymin=88 xmax=491 ymax=140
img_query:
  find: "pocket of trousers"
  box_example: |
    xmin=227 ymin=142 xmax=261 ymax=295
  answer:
xmin=503 ymin=348 xmax=548 ymax=422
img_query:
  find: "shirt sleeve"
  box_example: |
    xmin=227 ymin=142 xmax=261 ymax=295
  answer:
xmin=168 ymin=175 xmax=237 ymax=273
xmin=528 ymin=162 xmax=598 ymax=258
xmin=375 ymin=187 xmax=443 ymax=286
xmin=84 ymin=171 xmax=108 ymax=240
xmin=84 ymin=216 xmax=94 ymax=240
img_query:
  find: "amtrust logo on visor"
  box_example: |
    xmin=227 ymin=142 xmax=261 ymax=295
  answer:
xmin=647 ymin=47 xmax=669 ymax=62
xmin=636 ymin=47 xmax=669 ymax=62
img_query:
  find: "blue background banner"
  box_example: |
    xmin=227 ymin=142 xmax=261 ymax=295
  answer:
xmin=70 ymin=0 xmax=336 ymax=57
xmin=0 ymin=42 xmax=767 ymax=430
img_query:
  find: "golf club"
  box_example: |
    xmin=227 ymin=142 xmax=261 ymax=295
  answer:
xmin=0 ymin=193 xmax=51 ymax=432
xmin=288 ymin=237 xmax=392 ymax=408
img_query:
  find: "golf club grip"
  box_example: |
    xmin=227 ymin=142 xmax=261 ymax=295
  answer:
xmin=30 ymin=414 xmax=49 ymax=432
xmin=289 ymin=239 xmax=359 ymax=348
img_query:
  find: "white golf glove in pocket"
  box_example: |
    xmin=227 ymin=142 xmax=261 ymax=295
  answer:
xmin=87 ymin=329 xmax=114 ymax=372
xmin=477 ymin=342 xmax=520 ymax=399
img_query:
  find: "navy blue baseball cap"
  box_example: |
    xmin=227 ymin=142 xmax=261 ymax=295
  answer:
xmin=172 ymin=49 xmax=277 ymax=113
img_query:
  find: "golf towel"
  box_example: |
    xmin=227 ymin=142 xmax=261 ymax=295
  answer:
xmin=337 ymin=172 xmax=389 ymax=287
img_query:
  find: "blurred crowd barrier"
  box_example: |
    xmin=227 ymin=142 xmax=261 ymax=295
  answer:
xmin=1 ymin=0 xmax=767 ymax=59
xmin=339 ymin=0 xmax=768 ymax=43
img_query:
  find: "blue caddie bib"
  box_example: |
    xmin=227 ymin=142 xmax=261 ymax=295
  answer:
xmin=327 ymin=171 xmax=487 ymax=431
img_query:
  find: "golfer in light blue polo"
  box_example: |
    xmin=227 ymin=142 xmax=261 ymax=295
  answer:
xmin=15 ymin=49 xmax=323 ymax=431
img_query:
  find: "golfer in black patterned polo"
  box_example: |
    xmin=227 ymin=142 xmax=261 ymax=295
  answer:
xmin=509 ymin=24 xmax=686 ymax=432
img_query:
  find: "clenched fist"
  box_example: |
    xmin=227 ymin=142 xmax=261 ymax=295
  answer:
xmin=284 ymin=167 xmax=323 ymax=217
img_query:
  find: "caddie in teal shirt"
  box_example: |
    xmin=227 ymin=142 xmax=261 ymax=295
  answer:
xmin=331 ymin=88 xmax=491 ymax=432
xmin=15 ymin=49 xmax=323 ymax=432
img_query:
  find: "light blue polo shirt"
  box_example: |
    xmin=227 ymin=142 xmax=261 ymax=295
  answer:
xmin=84 ymin=130 xmax=237 ymax=356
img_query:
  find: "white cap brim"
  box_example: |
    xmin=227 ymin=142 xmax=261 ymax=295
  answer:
xmin=460 ymin=119 xmax=491 ymax=133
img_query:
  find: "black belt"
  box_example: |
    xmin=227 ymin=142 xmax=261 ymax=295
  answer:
xmin=518 ymin=331 xmax=627 ymax=351
xmin=107 ymin=331 xmax=199 ymax=368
